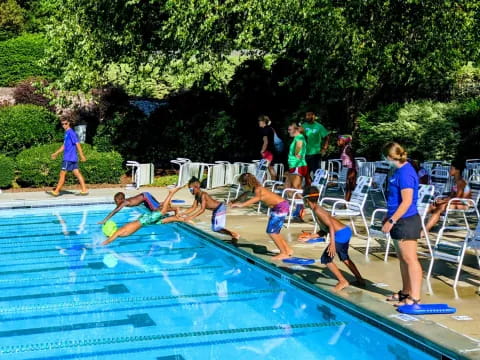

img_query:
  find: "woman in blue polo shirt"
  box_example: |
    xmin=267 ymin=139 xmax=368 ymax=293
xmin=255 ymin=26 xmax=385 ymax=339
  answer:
xmin=381 ymin=142 xmax=422 ymax=306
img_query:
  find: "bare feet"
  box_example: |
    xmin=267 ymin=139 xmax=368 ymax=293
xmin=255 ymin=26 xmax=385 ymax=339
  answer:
xmin=333 ymin=280 xmax=349 ymax=292
xmin=272 ymin=253 xmax=292 ymax=260
xmin=230 ymin=231 xmax=240 ymax=246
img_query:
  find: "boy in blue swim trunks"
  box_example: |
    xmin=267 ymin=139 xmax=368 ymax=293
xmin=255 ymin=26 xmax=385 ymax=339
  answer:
xmin=180 ymin=177 xmax=240 ymax=242
xmin=302 ymin=186 xmax=364 ymax=291
xmin=101 ymin=187 xmax=183 ymax=245
xmin=230 ymin=173 xmax=293 ymax=260
xmin=98 ymin=191 xmax=177 ymax=224
xmin=48 ymin=117 xmax=88 ymax=196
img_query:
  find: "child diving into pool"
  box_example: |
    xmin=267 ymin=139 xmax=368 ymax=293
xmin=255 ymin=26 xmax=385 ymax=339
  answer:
xmin=98 ymin=191 xmax=178 ymax=224
xmin=101 ymin=187 xmax=184 ymax=246
xmin=302 ymin=185 xmax=365 ymax=291
xmin=179 ymin=177 xmax=240 ymax=243
xmin=230 ymin=173 xmax=293 ymax=260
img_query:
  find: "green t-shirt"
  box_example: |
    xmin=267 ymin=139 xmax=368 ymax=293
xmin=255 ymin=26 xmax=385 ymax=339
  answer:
xmin=302 ymin=121 xmax=329 ymax=155
xmin=288 ymin=134 xmax=307 ymax=168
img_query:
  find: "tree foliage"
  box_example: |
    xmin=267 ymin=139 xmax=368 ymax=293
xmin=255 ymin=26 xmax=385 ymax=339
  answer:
xmin=0 ymin=0 xmax=25 ymax=40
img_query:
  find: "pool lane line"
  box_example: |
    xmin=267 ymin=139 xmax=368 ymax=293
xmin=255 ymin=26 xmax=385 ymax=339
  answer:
xmin=0 ymin=265 xmax=223 ymax=285
xmin=0 ymin=288 xmax=283 ymax=315
xmin=0 ymin=245 xmax=205 ymax=268
xmin=0 ymin=243 xmax=205 ymax=257
xmin=1 ymin=321 xmax=346 ymax=355
xmin=0 ymin=270 xmax=214 ymax=292
xmin=0 ymin=313 xmax=155 ymax=338
xmin=1 ymin=294 xmax=265 ymax=324
xmin=0 ymin=284 xmax=129 ymax=302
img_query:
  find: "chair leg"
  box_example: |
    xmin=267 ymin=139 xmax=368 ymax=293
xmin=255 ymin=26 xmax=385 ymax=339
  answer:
xmin=286 ymin=200 xmax=295 ymax=228
xmin=350 ymin=217 xmax=358 ymax=235
xmin=426 ymin=256 xmax=435 ymax=294
xmin=384 ymin=234 xmax=391 ymax=262
xmin=365 ymin=234 xmax=371 ymax=260
xmin=361 ymin=212 xmax=370 ymax=238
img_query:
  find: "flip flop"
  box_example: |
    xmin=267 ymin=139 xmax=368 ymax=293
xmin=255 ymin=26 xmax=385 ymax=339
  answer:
xmin=386 ymin=290 xmax=409 ymax=302
xmin=75 ymin=191 xmax=89 ymax=196
xmin=46 ymin=190 xmax=60 ymax=197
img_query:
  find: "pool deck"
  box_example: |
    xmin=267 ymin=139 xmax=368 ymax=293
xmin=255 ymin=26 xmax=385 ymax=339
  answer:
xmin=1 ymin=186 xmax=479 ymax=359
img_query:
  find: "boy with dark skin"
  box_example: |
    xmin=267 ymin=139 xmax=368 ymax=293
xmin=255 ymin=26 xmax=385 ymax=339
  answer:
xmin=180 ymin=177 xmax=240 ymax=242
xmin=101 ymin=186 xmax=184 ymax=246
xmin=303 ymin=185 xmax=365 ymax=291
xmin=98 ymin=192 xmax=177 ymax=224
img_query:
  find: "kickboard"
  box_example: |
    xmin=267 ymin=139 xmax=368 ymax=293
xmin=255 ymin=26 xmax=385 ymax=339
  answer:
xmin=397 ymin=304 xmax=456 ymax=315
xmin=282 ymin=257 xmax=315 ymax=265
xmin=171 ymin=199 xmax=186 ymax=204
xmin=306 ymin=237 xmax=325 ymax=244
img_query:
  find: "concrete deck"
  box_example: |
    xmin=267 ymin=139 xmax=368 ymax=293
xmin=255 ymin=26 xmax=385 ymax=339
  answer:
xmin=1 ymin=186 xmax=479 ymax=359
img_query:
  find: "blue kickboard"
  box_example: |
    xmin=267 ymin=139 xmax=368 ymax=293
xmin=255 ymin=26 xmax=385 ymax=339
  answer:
xmin=306 ymin=238 xmax=325 ymax=244
xmin=397 ymin=304 xmax=456 ymax=315
xmin=171 ymin=199 xmax=186 ymax=204
xmin=282 ymin=257 xmax=315 ymax=265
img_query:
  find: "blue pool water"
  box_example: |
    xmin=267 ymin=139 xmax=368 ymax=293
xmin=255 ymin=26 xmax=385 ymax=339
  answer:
xmin=0 ymin=204 xmax=439 ymax=360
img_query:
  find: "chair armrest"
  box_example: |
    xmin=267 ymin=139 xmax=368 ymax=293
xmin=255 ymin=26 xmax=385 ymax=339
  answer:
xmin=370 ymin=208 xmax=388 ymax=225
xmin=332 ymin=200 xmax=361 ymax=213
xmin=446 ymin=197 xmax=475 ymax=209
xmin=263 ymin=180 xmax=283 ymax=187
xmin=281 ymin=188 xmax=303 ymax=200
xmin=319 ymin=197 xmax=342 ymax=206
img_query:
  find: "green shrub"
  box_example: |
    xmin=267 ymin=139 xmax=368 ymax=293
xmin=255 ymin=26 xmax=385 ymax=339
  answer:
xmin=149 ymin=175 xmax=179 ymax=187
xmin=0 ymin=104 xmax=61 ymax=156
xmin=0 ymin=154 xmax=15 ymax=188
xmin=0 ymin=34 xmax=54 ymax=86
xmin=16 ymin=143 xmax=124 ymax=187
xmin=356 ymin=101 xmax=461 ymax=161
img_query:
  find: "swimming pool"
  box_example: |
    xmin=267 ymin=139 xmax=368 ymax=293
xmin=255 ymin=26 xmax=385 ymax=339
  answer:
xmin=0 ymin=203 xmax=444 ymax=359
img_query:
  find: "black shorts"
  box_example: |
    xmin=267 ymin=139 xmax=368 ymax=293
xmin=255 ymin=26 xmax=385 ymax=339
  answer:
xmin=306 ymin=154 xmax=322 ymax=175
xmin=390 ymin=214 xmax=421 ymax=240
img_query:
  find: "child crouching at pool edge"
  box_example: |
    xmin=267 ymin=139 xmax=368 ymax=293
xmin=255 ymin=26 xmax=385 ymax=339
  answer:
xmin=303 ymin=186 xmax=365 ymax=291
xmin=230 ymin=173 xmax=293 ymax=260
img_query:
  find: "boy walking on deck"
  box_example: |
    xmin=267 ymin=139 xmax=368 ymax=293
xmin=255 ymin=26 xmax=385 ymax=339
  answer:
xmin=47 ymin=118 xmax=88 ymax=196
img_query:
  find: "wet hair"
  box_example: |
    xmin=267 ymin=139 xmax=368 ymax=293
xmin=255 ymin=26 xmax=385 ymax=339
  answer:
xmin=114 ymin=192 xmax=125 ymax=202
xmin=258 ymin=115 xmax=272 ymax=126
xmin=238 ymin=173 xmax=261 ymax=189
xmin=338 ymin=134 xmax=352 ymax=144
xmin=302 ymin=186 xmax=320 ymax=203
xmin=188 ymin=176 xmax=200 ymax=186
xmin=451 ymin=158 xmax=465 ymax=172
xmin=382 ymin=142 xmax=408 ymax=163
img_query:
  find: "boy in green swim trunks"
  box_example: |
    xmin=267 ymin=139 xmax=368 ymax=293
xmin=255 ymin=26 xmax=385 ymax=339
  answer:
xmin=101 ymin=186 xmax=184 ymax=245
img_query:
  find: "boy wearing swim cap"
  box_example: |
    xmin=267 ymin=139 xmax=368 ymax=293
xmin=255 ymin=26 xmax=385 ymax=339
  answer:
xmin=101 ymin=186 xmax=184 ymax=245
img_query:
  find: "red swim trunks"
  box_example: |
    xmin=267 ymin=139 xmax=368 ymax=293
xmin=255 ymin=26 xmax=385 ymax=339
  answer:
xmin=261 ymin=151 xmax=274 ymax=162
xmin=289 ymin=166 xmax=308 ymax=177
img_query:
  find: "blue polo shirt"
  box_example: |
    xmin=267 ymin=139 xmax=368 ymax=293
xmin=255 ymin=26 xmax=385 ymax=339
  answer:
xmin=63 ymin=128 xmax=79 ymax=162
xmin=387 ymin=162 xmax=419 ymax=218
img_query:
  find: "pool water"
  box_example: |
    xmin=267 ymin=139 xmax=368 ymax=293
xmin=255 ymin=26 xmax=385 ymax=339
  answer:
xmin=0 ymin=204 xmax=437 ymax=360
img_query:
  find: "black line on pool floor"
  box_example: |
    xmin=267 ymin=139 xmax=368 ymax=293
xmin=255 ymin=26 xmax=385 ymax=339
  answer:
xmin=0 ymin=313 xmax=155 ymax=338
xmin=0 ymin=284 xmax=128 ymax=302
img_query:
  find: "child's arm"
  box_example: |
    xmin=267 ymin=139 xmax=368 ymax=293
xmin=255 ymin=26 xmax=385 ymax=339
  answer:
xmin=76 ymin=143 xmax=87 ymax=162
xmin=98 ymin=203 xmax=126 ymax=224
xmin=180 ymin=200 xmax=198 ymax=215
xmin=184 ymin=194 xmax=207 ymax=221
xmin=51 ymin=145 xmax=65 ymax=160
xmin=231 ymin=188 xmax=262 ymax=208
xmin=294 ymin=139 xmax=303 ymax=159
xmin=230 ymin=191 xmax=250 ymax=204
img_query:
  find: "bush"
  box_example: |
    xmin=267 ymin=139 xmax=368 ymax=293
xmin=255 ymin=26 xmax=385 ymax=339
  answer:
xmin=13 ymin=78 xmax=52 ymax=109
xmin=16 ymin=143 xmax=124 ymax=187
xmin=356 ymin=101 xmax=461 ymax=161
xmin=0 ymin=104 xmax=60 ymax=156
xmin=149 ymin=175 xmax=179 ymax=187
xmin=0 ymin=34 xmax=54 ymax=86
xmin=0 ymin=154 xmax=15 ymax=188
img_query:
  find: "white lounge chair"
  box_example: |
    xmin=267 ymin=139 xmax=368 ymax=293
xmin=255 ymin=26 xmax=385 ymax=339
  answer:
xmin=226 ymin=159 xmax=269 ymax=203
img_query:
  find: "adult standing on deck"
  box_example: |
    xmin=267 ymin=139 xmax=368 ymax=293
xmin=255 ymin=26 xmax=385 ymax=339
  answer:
xmin=302 ymin=111 xmax=330 ymax=185
xmin=382 ymin=142 xmax=423 ymax=307
xmin=258 ymin=115 xmax=277 ymax=180
xmin=286 ymin=122 xmax=307 ymax=190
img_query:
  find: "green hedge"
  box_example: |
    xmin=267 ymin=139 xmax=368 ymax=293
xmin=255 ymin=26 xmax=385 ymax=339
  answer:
xmin=356 ymin=99 xmax=480 ymax=161
xmin=0 ymin=104 xmax=61 ymax=156
xmin=0 ymin=155 xmax=15 ymax=188
xmin=0 ymin=33 xmax=54 ymax=86
xmin=16 ymin=143 xmax=124 ymax=187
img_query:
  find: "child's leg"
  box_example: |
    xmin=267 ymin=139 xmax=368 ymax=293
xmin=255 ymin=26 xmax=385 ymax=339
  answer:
xmin=269 ymin=233 xmax=292 ymax=260
xmin=72 ymin=169 xmax=87 ymax=192
xmin=326 ymin=262 xmax=350 ymax=291
xmin=425 ymin=203 xmax=447 ymax=232
xmin=102 ymin=220 xmax=142 ymax=245
xmin=343 ymin=259 xmax=365 ymax=285
xmin=54 ymin=170 xmax=67 ymax=193
xmin=160 ymin=186 xmax=183 ymax=214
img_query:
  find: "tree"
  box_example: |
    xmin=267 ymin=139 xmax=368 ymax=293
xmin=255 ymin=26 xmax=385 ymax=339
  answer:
xmin=0 ymin=0 xmax=25 ymax=40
